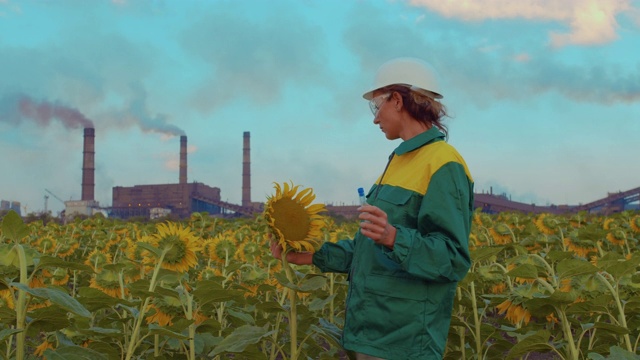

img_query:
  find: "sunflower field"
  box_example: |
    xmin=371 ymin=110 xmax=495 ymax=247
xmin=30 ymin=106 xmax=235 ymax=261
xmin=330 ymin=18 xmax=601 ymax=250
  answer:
xmin=1 ymin=208 xmax=640 ymax=360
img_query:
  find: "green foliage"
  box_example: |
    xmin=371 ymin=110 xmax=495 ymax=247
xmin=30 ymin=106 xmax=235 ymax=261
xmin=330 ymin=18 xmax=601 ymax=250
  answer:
xmin=0 ymin=211 xmax=639 ymax=359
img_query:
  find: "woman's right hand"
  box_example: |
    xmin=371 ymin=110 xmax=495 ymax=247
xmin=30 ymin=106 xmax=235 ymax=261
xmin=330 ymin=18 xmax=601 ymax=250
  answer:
xmin=270 ymin=240 xmax=284 ymax=260
xmin=270 ymin=240 xmax=314 ymax=265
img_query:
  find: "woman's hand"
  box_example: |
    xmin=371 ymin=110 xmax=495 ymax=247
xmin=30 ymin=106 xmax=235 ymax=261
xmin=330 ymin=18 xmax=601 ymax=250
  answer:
xmin=270 ymin=239 xmax=285 ymax=260
xmin=269 ymin=240 xmax=314 ymax=265
xmin=358 ymin=204 xmax=397 ymax=249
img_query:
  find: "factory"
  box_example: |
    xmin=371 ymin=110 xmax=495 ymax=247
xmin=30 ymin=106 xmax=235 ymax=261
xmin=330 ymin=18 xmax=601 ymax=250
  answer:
xmin=63 ymin=128 xmax=260 ymax=220
xmin=56 ymin=127 xmax=640 ymax=221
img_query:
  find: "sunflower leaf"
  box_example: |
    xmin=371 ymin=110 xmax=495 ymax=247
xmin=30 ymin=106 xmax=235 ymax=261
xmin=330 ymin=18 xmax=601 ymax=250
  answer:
xmin=76 ymin=287 xmax=136 ymax=312
xmin=591 ymin=322 xmax=630 ymax=335
xmin=26 ymin=305 xmax=72 ymax=333
xmin=136 ymin=242 xmax=162 ymax=257
xmin=1 ymin=210 xmax=29 ymax=243
xmin=0 ymin=244 xmax=38 ymax=268
xmin=84 ymin=341 xmax=121 ymax=360
xmin=193 ymin=280 xmax=246 ymax=305
xmin=505 ymin=264 xmax=538 ymax=279
xmin=0 ymin=328 xmax=22 ymax=341
xmin=148 ymin=323 xmax=189 ymax=340
xmin=195 ymin=319 xmax=222 ymax=334
xmin=208 ymin=324 xmax=273 ymax=356
xmin=298 ymin=274 xmax=327 ymax=293
xmin=11 ymin=283 xmax=91 ymax=318
xmin=44 ymin=346 xmax=108 ymax=360
xmin=470 ymin=246 xmax=504 ymax=263
xmin=505 ymin=330 xmax=553 ymax=360
xmin=37 ymin=255 xmax=93 ymax=273
xmin=308 ymin=294 xmax=337 ymax=311
xmin=556 ymin=258 xmax=598 ymax=280
xmin=273 ymin=271 xmax=297 ymax=290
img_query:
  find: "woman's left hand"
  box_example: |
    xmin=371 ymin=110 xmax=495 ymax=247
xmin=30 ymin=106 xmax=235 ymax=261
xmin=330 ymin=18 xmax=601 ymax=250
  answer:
xmin=358 ymin=204 xmax=396 ymax=249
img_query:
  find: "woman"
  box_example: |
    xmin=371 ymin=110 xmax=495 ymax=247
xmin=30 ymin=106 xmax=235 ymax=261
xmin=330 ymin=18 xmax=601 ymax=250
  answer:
xmin=271 ymin=57 xmax=474 ymax=360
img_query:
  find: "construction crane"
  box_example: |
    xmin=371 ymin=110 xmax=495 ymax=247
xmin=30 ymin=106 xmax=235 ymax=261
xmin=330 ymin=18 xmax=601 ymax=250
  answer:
xmin=44 ymin=194 xmax=49 ymax=214
xmin=45 ymin=189 xmax=66 ymax=206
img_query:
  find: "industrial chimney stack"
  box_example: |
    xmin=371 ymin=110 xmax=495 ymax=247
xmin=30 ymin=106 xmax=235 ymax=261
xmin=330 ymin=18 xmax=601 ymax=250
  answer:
xmin=81 ymin=127 xmax=95 ymax=201
xmin=242 ymin=131 xmax=251 ymax=207
xmin=179 ymin=135 xmax=187 ymax=184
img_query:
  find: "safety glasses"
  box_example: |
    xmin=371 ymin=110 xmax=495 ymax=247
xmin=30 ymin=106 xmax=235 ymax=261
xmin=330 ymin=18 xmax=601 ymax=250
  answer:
xmin=368 ymin=93 xmax=391 ymax=116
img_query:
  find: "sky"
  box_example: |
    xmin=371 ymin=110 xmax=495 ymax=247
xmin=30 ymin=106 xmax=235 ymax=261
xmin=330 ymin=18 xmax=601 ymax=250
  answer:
xmin=1 ymin=0 xmax=639 ymax=216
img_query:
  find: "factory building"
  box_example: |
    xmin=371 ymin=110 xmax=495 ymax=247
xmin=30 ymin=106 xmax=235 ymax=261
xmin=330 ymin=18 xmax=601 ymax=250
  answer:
xmin=108 ymin=132 xmax=257 ymax=219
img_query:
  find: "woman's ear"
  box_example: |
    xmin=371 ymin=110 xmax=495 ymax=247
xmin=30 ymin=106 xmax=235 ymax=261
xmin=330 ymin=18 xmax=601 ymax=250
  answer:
xmin=393 ymin=92 xmax=403 ymax=111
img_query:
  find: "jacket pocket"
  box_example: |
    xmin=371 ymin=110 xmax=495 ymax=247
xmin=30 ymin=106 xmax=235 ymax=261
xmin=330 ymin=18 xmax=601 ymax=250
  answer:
xmin=357 ymin=274 xmax=435 ymax=351
xmin=375 ymin=186 xmax=412 ymax=206
xmin=372 ymin=186 xmax=415 ymax=226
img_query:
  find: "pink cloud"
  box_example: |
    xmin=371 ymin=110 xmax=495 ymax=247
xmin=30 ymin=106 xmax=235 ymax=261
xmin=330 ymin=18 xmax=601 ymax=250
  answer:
xmin=407 ymin=0 xmax=636 ymax=47
xmin=513 ymin=53 xmax=531 ymax=62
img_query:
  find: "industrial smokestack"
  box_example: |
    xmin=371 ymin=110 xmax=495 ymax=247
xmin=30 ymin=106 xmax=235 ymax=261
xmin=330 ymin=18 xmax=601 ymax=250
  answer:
xmin=242 ymin=131 xmax=251 ymax=207
xmin=81 ymin=127 xmax=95 ymax=201
xmin=179 ymin=135 xmax=187 ymax=184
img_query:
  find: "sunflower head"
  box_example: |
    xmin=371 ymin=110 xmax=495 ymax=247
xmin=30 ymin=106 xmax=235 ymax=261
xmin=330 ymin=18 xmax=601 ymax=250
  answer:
xmin=630 ymin=215 xmax=640 ymax=233
xmin=0 ymin=289 xmax=14 ymax=310
xmin=146 ymin=295 xmax=183 ymax=326
xmin=236 ymin=241 xmax=263 ymax=263
xmin=142 ymin=222 xmax=203 ymax=273
xmin=603 ymin=218 xmax=616 ymax=230
xmin=205 ymin=231 xmax=237 ymax=264
xmin=90 ymin=268 xmax=124 ymax=298
xmin=535 ymin=213 xmax=558 ymax=235
xmin=496 ymin=298 xmax=532 ymax=327
xmin=85 ymin=249 xmax=113 ymax=271
xmin=490 ymin=223 xmax=512 ymax=244
xmin=263 ymin=181 xmax=327 ymax=253
xmin=36 ymin=236 xmax=56 ymax=254
xmin=606 ymin=230 xmax=626 ymax=246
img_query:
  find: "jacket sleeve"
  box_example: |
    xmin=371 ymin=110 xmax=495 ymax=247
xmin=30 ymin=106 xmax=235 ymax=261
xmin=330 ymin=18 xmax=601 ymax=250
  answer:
xmin=311 ymin=238 xmax=355 ymax=274
xmin=385 ymin=162 xmax=473 ymax=283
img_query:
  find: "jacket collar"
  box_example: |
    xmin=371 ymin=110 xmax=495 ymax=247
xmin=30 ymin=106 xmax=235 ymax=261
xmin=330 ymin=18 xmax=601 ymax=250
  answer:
xmin=394 ymin=127 xmax=445 ymax=155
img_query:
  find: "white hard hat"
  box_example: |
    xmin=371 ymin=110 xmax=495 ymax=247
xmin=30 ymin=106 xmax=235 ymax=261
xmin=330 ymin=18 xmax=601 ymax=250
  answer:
xmin=362 ymin=57 xmax=443 ymax=100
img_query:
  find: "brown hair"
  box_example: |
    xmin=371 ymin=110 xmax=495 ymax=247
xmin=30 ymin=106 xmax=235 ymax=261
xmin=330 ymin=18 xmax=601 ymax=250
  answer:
xmin=383 ymin=85 xmax=449 ymax=138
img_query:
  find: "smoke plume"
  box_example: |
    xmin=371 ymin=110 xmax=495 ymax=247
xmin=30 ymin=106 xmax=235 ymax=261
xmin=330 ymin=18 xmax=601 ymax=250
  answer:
xmin=126 ymin=83 xmax=185 ymax=136
xmin=0 ymin=93 xmax=94 ymax=129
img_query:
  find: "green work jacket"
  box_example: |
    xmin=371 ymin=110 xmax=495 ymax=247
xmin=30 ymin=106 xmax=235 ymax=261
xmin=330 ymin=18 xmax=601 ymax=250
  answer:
xmin=313 ymin=127 xmax=474 ymax=359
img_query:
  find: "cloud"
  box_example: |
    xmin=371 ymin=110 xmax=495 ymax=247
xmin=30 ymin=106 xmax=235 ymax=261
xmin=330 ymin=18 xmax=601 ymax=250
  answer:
xmin=0 ymin=20 xmax=187 ymax=135
xmin=344 ymin=2 xmax=640 ymax=107
xmin=180 ymin=3 xmax=330 ymax=114
xmin=0 ymin=0 xmax=20 ymax=16
xmin=407 ymin=0 xmax=637 ymax=47
xmin=513 ymin=53 xmax=531 ymax=62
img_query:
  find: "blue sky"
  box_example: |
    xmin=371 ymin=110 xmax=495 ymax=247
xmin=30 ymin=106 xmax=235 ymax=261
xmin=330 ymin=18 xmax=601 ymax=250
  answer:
xmin=1 ymin=0 xmax=639 ymax=215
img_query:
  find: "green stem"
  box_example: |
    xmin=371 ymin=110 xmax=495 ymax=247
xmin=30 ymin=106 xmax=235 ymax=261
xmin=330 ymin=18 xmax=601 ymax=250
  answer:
xmin=530 ymin=253 xmax=557 ymax=287
xmin=14 ymin=244 xmax=28 ymax=360
xmin=281 ymin=251 xmax=298 ymax=360
xmin=186 ymin=291 xmax=196 ymax=360
xmin=124 ymin=248 xmax=168 ymax=360
xmin=6 ymin=332 xmax=12 ymax=360
xmin=536 ymin=278 xmax=556 ymax=293
xmin=329 ymin=273 xmax=335 ymax=324
xmin=595 ymin=272 xmax=632 ymax=352
xmin=269 ymin=312 xmax=284 ymax=360
xmin=154 ymin=334 xmax=160 ymax=357
xmin=455 ymin=287 xmax=466 ymax=359
xmin=469 ymin=281 xmax=483 ymax=360
xmin=558 ymin=307 xmax=579 ymax=359
xmin=490 ymin=262 xmax=514 ymax=292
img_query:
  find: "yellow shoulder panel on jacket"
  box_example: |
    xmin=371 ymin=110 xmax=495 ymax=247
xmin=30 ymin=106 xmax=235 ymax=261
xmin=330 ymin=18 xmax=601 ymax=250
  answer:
xmin=376 ymin=141 xmax=473 ymax=195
